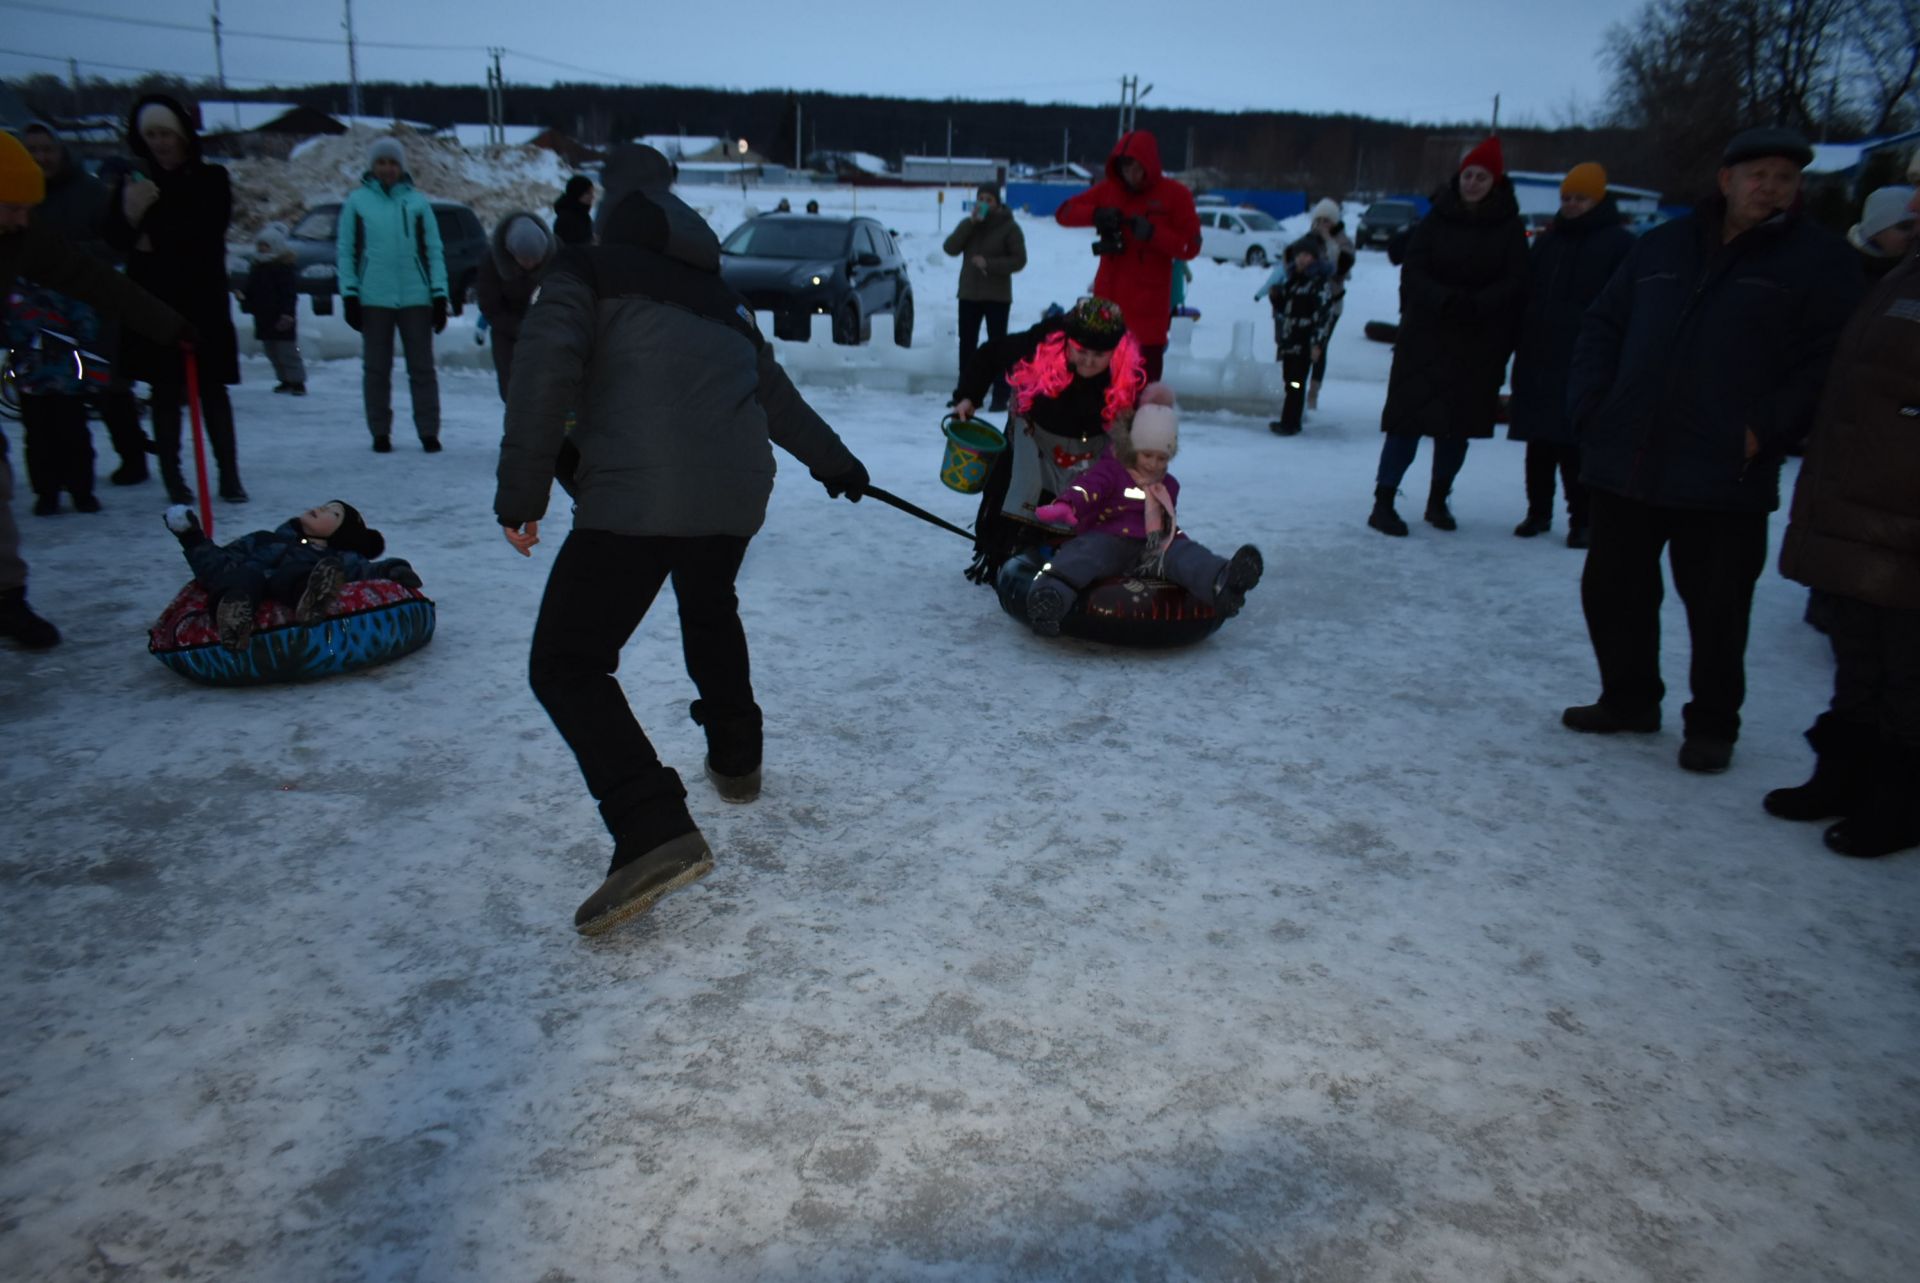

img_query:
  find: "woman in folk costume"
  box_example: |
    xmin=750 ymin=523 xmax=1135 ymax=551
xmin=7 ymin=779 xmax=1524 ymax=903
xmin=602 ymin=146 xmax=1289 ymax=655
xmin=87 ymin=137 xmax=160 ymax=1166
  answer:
xmin=951 ymin=296 xmax=1147 ymax=583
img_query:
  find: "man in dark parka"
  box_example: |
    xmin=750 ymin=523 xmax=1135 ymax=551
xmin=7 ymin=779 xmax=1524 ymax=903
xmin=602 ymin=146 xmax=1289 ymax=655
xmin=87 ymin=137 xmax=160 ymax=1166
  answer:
xmin=1562 ymin=127 xmax=1863 ymax=774
xmin=495 ymin=145 xmax=869 ymax=937
xmin=1769 ymin=156 xmax=1920 ymax=857
xmin=1507 ymin=162 xmax=1634 ymax=546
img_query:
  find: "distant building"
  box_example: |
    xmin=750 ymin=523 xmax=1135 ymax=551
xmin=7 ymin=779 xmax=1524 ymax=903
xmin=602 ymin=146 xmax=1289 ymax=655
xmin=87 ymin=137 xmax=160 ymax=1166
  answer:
xmin=1509 ymin=170 xmax=1661 ymax=220
xmin=633 ymin=134 xmax=731 ymax=163
xmin=900 ymin=155 xmax=1007 ymax=186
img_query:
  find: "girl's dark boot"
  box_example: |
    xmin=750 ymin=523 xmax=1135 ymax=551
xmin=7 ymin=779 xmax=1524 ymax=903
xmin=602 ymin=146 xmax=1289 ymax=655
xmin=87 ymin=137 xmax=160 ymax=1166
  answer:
xmin=1425 ymin=486 xmax=1457 ymax=531
xmin=1367 ymin=487 xmax=1408 ymax=537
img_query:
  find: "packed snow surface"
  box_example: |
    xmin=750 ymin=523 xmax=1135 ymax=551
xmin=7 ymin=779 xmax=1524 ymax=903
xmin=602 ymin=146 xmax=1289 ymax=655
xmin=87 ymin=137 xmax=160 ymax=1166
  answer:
xmin=4 ymin=182 xmax=1917 ymax=1282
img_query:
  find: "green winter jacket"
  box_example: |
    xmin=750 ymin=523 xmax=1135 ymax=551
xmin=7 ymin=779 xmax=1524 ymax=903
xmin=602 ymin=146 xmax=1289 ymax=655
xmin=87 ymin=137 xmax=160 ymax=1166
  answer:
xmin=942 ymin=205 xmax=1026 ymax=302
xmin=335 ymin=174 xmax=448 ymax=309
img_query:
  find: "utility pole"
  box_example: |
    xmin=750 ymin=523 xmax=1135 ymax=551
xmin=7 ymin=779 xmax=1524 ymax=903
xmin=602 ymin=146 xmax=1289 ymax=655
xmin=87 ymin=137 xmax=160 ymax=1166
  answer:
xmin=1491 ymin=92 xmax=1500 ymax=131
xmin=486 ymin=48 xmax=505 ymax=145
xmin=1117 ymin=77 xmax=1153 ymax=138
xmin=1118 ymin=76 xmax=1131 ymax=139
xmin=210 ymin=0 xmax=228 ymax=96
xmin=1062 ymin=127 xmax=1069 ymax=167
xmin=68 ymin=57 xmax=80 ymax=117
xmin=794 ymin=99 xmax=802 ymax=169
xmin=343 ymin=0 xmax=361 ymax=119
xmin=945 ymin=117 xmax=953 ymax=187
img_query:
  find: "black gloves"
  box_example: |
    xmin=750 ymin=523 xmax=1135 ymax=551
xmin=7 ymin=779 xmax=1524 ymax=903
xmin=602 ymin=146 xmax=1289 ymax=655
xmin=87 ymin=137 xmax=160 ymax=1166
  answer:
xmin=1092 ymin=206 xmax=1123 ymax=235
xmin=819 ymin=459 xmax=870 ymax=502
xmin=1128 ymin=214 xmax=1154 ymax=243
xmin=432 ymin=297 xmax=449 ymax=334
xmin=343 ymin=297 xmax=362 ymax=332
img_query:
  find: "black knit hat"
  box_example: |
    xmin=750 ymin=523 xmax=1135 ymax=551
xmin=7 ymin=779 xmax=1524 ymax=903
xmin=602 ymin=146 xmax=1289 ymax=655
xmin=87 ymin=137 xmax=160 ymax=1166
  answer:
xmin=327 ymin=501 xmax=385 ymax=559
xmin=1064 ymin=296 xmax=1127 ymax=351
xmin=1721 ymin=127 xmax=1814 ymax=169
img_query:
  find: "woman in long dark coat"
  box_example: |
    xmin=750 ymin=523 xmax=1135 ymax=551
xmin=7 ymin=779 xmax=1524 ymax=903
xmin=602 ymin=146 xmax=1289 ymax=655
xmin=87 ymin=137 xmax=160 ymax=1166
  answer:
xmin=102 ymin=94 xmax=246 ymax=505
xmin=1369 ymin=136 xmax=1527 ymax=536
xmin=1507 ymin=163 xmax=1633 ymax=547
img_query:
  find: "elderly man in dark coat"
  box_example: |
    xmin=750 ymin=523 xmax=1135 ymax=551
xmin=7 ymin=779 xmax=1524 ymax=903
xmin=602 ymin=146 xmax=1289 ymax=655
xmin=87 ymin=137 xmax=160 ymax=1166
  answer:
xmin=1562 ymin=127 xmax=1863 ymax=774
xmin=495 ymin=144 xmax=870 ymax=937
xmin=1769 ymin=155 xmax=1920 ymax=857
xmin=101 ymin=94 xmax=246 ymax=505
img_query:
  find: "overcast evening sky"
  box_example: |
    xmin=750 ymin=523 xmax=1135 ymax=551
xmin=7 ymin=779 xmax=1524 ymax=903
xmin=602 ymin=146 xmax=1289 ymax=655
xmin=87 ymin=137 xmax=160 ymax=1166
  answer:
xmin=3 ymin=0 xmax=1646 ymax=129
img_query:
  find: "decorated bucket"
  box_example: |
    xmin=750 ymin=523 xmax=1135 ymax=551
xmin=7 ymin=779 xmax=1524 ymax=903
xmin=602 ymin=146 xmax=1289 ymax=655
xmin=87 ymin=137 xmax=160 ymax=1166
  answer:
xmin=939 ymin=415 xmax=1007 ymax=494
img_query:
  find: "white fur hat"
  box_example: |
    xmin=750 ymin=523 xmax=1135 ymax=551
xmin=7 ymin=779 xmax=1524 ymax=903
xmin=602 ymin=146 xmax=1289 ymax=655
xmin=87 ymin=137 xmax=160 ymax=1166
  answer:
xmin=1849 ymin=185 xmax=1916 ymax=255
xmin=1131 ymin=403 xmax=1179 ymax=455
xmin=1310 ymin=197 xmax=1341 ymax=223
xmin=135 ymin=101 xmax=188 ymax=140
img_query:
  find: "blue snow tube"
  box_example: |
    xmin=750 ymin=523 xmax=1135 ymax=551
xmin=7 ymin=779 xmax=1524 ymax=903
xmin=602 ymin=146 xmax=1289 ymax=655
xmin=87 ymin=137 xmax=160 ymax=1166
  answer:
xmin=994 ymin=546 xmax=1225 ymax=648
xmin=148 ymin=578 xmax=435 ymax=686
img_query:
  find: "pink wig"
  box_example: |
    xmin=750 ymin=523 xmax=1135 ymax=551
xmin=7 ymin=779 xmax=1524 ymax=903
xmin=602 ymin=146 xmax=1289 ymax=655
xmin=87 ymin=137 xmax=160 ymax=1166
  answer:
xmin=1006 ymin=332 xmax=1149 ymax=430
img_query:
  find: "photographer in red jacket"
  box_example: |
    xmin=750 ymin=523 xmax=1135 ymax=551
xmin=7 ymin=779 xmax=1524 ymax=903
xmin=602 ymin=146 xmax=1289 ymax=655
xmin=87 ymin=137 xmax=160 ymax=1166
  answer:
xmin=1056 ymin=131 xmax=1201 ymax=381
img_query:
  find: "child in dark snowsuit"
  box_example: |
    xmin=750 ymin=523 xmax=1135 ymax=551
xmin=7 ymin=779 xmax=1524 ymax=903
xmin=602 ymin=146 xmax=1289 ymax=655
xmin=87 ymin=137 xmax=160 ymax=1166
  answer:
xmin=1255 ymin=238 xmax=1334 ymax=435
xmin=239 ymin=228 xmax=305 ymax=394
xmin=164 ymin=500 xmax=417 ymax=649
xmin=1026 ymin=386 xmax=1263 ymax=635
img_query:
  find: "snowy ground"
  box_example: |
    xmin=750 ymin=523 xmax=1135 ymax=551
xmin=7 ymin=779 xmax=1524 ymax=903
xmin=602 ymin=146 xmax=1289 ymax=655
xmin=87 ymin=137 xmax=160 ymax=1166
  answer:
xmin=4 ymin=190 xmax=1919 ymax=1282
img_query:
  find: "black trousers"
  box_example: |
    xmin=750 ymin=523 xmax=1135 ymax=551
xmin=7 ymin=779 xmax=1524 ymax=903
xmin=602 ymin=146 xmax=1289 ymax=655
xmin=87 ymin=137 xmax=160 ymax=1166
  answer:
xmin=528 ymin=528 xmax=761 ymax=850
xmin=1310 ymin=310 xmax=1340 ymax=386
xmin=956 ymin=299 xmax=1010 ymax=408
xmin=94 ymin=379 xmax=147 ymax=468
xmin=149 ymin=379 xmax=240 ymax=487
xmin=1277 ymin=354 xmax=1311 ymax=430
xmin=1524 ymin=440 xmax=1588 ymax=528
xmin=19 ymin=393 xmax=94 ymax=500
xmin=1580 ymin=490 xmax=1769 ymax=740
xmin=1818 ymin=591 xmax=1920 ymax=749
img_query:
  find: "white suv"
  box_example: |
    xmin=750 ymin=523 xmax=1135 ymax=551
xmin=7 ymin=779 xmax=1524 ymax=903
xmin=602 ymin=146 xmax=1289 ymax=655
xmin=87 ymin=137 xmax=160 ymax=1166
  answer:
xmin=1197 ymin=205 xmax=1290 ymax=267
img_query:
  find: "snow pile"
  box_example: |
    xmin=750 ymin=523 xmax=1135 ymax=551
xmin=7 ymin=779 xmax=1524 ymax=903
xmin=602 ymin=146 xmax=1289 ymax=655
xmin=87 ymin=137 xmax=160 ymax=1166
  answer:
xmin=224 ymin=125 xmax=577 ymax=239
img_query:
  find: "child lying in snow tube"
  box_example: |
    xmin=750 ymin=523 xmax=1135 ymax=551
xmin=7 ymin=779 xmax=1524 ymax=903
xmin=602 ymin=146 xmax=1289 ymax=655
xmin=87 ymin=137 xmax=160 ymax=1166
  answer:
xmin=991 ymin=396 xmax=1263 ymax=649
xmin=148 ymin=502 xmax=434 ymax=685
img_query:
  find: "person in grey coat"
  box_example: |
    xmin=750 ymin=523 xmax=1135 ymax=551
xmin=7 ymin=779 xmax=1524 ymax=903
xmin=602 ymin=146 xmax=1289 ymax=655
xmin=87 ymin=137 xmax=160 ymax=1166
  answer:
xmin=494 ymin=144 xmax=870 ymax=938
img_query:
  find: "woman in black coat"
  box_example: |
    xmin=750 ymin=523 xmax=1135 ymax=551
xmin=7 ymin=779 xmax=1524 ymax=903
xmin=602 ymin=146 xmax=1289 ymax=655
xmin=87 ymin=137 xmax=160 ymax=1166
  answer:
xmin=1507 ymin=165 xmax=1633 ymax=547
xmin=1369 ymin=136 xmax=1527 ymax=536
xmin=102 ymin=94 xmax=246 ymax=505
xmin=552 ymin=175 xmax=595 ymax=247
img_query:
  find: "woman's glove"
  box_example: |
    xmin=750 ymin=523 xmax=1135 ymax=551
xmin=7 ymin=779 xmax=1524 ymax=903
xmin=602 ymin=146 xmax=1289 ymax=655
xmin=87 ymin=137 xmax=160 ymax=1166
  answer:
xmin=343 ymin=298 xmax=363 ymax=332
xmin=432 ymin=297 xmax=449 ymax=333
xmin=1034 ymin=501 xmax=1076 ymax=526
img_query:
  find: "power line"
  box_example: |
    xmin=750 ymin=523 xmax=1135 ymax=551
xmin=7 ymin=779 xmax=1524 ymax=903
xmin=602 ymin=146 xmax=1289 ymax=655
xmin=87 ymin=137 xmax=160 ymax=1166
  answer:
xmin=0 ymin=42 xmax=278 ymax=85
xmin=0 ymin=1 xmax=485 ymax=51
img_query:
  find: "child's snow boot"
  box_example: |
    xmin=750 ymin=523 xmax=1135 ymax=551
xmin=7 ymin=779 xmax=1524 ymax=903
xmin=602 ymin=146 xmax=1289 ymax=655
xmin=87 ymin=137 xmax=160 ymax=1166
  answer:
xmin=1026 ymin=579 xmax=1071 ymax=637
xmin=295 ymin=557 xmax=346 ymax=624
xmin=215 ymin=593 xmax=256 ymax=651
xmin=1368 ymin=486 xmax=1408 ymax=537
xmin=163 ymin=503 xmax=203 ymax=547
xmin=1213 ymin=545 xmax=1265 ymax=617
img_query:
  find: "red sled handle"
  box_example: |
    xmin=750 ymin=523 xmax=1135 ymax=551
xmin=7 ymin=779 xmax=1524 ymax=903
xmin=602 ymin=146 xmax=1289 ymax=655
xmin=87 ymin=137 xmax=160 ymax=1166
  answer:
xmin=181 ymin=341 xmax=213 ymax=540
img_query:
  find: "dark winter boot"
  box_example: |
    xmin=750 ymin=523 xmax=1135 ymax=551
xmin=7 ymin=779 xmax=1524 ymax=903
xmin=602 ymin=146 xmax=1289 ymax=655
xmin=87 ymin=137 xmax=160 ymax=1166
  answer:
xmin=1424 ymin=487 xmax=1457 ymax=532
xmin=1514 ymin=513 xmax=1551 ymax=538
xmin=1678 ymin=735 xmax=1734 ymax=774
xmin=0 ymin=586 xmax=60 ymax=649
xmin=218 ymin=475 xmax=249 ymax=503
xmin=1764 ymin=716 xmax=1867 ymax=821
xmin=1821 ymin=741 xmax=1920 ymax=858
xmin=690 ymin=699 xmax=762 ymax=803
xmin=1026 ymin=578 xmax=1071 ymax=636
xmin=574 ymin=830 xmax=714 ymax=935
xmin=1562 ymin=702 xmax=1661 ymax=734
xmin=1565 ymin=525 xmax=1590 ymax=549
xmin=1367 ymin=487 xmax=1408 ymax=537
xmin=109 ymin=457 xmax=150 ymax=486
xmin=159 ymin=461 xmax=194 ymax=506
xmin=1212 ymin=545 xmax=1264 ymax=618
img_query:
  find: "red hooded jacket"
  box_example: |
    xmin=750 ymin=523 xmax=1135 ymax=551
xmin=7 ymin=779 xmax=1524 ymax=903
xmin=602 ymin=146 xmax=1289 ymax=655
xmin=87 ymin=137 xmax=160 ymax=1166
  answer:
xmin=1055 ymin=131 xmax=1201 ymax=347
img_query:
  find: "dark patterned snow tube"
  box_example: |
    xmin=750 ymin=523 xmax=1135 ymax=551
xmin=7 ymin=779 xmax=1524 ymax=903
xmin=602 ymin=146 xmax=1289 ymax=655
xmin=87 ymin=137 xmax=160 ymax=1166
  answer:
xmin=148 ymin=579 xmax=435 ymax=686
xmin=994 ymin=546 xmax=1225 ymax=648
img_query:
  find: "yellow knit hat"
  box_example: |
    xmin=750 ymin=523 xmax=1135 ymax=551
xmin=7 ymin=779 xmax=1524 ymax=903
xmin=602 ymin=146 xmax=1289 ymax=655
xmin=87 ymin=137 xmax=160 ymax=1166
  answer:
xmin=0 ymin=132 xmax=46 ymax=205
xmin=1561 ymin=162 xmax=1607 ymax=201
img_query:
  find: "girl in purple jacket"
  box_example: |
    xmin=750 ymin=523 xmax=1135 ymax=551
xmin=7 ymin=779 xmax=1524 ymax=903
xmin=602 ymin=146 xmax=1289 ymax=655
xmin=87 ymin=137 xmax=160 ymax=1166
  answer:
xmin=1025 ymin=386 xmax=1263 ymax=635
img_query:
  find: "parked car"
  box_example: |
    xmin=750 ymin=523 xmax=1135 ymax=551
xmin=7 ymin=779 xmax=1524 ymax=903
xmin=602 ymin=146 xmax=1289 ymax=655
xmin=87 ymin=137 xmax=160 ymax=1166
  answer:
xmin=1356 ymin=200 xmax=1419 ymax=249
xmin=1196 ymin=205 xmax=1288 ymax=267
xmin=718 ymin=214 xmax=913 ymax=346
xmin=1523 ymin=212 xmax=1555 ymax=240
xmin=227 ymin=200 xmax=488 ymax=316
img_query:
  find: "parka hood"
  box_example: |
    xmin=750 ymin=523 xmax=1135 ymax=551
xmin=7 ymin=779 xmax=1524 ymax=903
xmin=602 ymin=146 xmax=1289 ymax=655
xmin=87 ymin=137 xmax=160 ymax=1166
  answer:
xmin=1105 ymin=131 xmax=1166 ymax=188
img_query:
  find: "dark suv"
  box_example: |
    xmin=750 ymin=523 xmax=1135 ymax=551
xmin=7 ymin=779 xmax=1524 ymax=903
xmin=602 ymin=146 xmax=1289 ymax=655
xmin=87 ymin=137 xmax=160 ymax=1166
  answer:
xmin=1356 ymin=200 xmax=1419 ymax=249
xmin=231 ymin=201 xmax=488 ymax=315
xmin=718 ymin=214 xmax=913 ymax=346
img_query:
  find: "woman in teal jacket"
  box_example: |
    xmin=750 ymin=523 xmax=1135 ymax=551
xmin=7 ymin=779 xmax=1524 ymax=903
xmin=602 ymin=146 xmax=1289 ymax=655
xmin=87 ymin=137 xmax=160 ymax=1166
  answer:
xmin=335 ymin=137 xmax=449 ymax=451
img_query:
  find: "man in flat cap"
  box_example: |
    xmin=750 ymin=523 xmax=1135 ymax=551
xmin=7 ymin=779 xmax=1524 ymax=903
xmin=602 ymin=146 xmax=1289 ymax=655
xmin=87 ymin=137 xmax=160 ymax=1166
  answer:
xmin=1562 ymin=127 xmax=1862 ymax=774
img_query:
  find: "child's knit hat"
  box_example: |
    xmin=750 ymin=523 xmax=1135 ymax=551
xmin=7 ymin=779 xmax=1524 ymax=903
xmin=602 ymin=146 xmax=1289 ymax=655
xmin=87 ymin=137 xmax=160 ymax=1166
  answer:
xmin=327 ymin=501 xmax=385 ymax=559
xmin=1129 ymin=383 xmax=1179 ymax=455
xmin=1310 ymin=197 xmax=1341 ymax=224
xmin=0 ymin=132 xmax=45 ymax=205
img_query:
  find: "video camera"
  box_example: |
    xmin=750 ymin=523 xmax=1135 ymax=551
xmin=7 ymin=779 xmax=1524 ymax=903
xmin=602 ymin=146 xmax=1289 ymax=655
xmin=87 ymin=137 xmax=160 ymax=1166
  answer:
xmin=1091 ymin=206 xmax=1126 ymax=257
